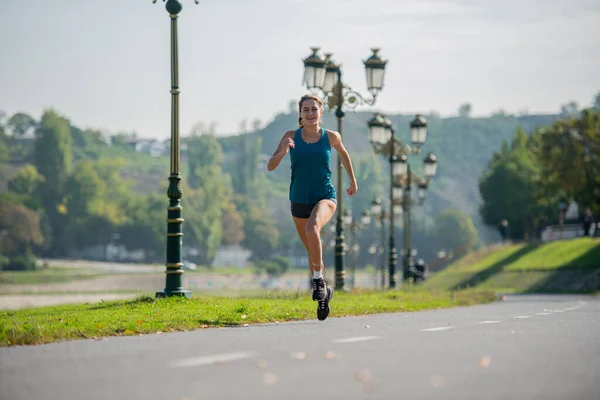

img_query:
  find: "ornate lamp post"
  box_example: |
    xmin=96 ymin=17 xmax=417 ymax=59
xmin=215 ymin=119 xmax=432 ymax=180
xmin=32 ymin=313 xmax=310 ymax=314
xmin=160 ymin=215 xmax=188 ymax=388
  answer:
xmin=152 ymin=0 xmax=198 ymax=298
xmin=368 ymin=115 xmax=406 ymax=288
xmin=368 ymin=114 xmax=437 ymax=287
xmin=302 ymin=47 xmax=388 ymax=291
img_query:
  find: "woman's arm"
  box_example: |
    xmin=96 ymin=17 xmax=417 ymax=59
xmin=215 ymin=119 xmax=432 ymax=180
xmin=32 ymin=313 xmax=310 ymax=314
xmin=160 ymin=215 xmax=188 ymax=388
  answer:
xmin=327 ymin=130 xmax=358 ymax=195
xmin=267 ymin=130 xmax=295 ymax=171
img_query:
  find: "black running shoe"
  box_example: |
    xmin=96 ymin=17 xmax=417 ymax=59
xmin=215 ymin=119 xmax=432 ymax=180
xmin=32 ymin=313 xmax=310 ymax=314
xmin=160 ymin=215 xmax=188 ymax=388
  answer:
xmin=317 ymin=286 xmax=334 ymax=321
xmin=312 ymin=277 xmax=327 ymax=301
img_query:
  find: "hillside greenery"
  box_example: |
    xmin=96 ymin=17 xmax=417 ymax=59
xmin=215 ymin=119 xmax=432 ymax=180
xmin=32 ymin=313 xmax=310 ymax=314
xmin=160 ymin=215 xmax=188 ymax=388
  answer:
xmin=0 ymin=93 xmax=598 ymax=272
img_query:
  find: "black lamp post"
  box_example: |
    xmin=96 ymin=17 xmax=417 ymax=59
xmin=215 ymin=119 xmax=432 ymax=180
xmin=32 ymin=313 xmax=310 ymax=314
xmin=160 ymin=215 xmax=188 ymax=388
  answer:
xmin=152 ymin=0 xmax=198 ymax=298
xmin=302 ymin=47 xmax=388 ymax=291
xmin=368 ymin=114 xmax=438 ymax=287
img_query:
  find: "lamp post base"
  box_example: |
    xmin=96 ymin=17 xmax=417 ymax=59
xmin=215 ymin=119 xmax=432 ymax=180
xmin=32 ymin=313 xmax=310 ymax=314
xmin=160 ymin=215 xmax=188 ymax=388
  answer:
xmin=156 ymin=290 xmax=192 ymax=298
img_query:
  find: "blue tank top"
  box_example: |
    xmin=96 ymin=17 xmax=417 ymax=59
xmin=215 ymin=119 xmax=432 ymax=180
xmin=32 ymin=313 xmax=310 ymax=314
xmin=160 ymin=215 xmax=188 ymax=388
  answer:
xmin=289 ymin=127 xmax=336 ymax=204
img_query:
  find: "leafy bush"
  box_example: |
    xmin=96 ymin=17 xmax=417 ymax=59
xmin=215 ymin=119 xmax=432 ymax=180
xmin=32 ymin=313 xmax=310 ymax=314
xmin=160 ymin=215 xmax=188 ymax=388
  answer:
xmin=0 ymin=255 xmax=9 ymax=270
xmin=254 ymin=255 xmax=291 ymax=278
xmin=5 ymin=254 xmax=37 ymax=271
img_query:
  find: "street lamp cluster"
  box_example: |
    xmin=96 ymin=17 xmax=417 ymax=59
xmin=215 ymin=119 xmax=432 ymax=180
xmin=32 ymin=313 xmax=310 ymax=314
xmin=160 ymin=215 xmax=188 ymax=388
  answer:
xmin=367 ymin=113 xmax=438 ymax=287
xmin=302 ymin=47 xmax=387 ymax=291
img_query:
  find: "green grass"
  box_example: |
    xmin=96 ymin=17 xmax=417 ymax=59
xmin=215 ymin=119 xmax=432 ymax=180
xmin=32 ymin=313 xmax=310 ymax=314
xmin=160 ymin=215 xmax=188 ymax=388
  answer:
xmin=0 ymin=268 xmax=103 ymax=285
xmin=0 ymin=289 xmax=496 ymax=346
xmin=425 ymin=238 xmax=600 ymax=293
xmin=505 ymin=238 xmax=600 ymax=270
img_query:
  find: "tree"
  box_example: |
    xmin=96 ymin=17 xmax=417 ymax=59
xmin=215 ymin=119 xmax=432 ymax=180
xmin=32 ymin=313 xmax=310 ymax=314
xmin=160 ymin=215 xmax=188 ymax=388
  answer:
xmin=0 ymin=198 xmax=44 ymax=256
xmin=7 ymin=165 xmax=45 ymax=197
xmin=479 ymin=128 xmax=550 ymax=239
xmin=64 ymin=160 xmax=106 ymax=218
xmin=221 ymin=202 xmax=245 ymax=245
xmin=183 ymin=133 xmax=233 ymax=264
xmin=235 ymin=195 xmax=279 ymax=261
xmin=7 ymin=112 xmax=36 ymax=137
xmin=70 ymin=124 xmax=88 ymax=148
xmin=458 ymin=103 xmax=472 ymax=118
xmin=594 ymin=91 xmax=600 ymax=110
xmin=230 ymin=134 xmax=262 ymax=195
xmin=186 ymin=133 xmax=223 ymax=189
xmin=560 ymin=101 xmax=579 ymax=117
xmin=117 ymin=193 xmax=165 ymax=261
xmin=183 ymin=183 xmax=224 ymax=265
xmin=33 ymin=109 xmax=73 ymax=255
xmin=0 ymin=135 xmax=8 ymax=163
xmin=433 ymin=209 xmax=479 ymax=257
xmin=536 ymin=109 xmax=600 ymax=221
xmin=93 ymin=158 xmax=129 ymax=210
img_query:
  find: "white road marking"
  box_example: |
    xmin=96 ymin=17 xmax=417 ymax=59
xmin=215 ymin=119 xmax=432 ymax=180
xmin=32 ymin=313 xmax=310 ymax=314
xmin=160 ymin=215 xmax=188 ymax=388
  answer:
xmin=514 ymin=316 xmax=532 ymax=319
xmin=421 ymin=327 xmax=454 ymax=332
xmin=170 ymin=351 xmax=256 ymax=368
xmin=333 ymin=336 xmax=380 ymax=343
xmin=476 ymin=320 xmax=502 ymax=324
xmin=564 ymin=307 xmax=576 ymax=311
xmin=536 ymin=312 xmax=551 ymax=315
xmin=552 ymin=310 xmax=565 ymax=313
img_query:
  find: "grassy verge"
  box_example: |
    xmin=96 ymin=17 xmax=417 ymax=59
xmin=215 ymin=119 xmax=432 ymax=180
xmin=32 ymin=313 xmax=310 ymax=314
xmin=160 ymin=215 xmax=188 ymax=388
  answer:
xmin=0 ymin=268 xmax=103 ymax=285
xmin=425 ymin=238 xmax=600 ymax=293
xmin=0 ymin=289 xmax=496 ymax=346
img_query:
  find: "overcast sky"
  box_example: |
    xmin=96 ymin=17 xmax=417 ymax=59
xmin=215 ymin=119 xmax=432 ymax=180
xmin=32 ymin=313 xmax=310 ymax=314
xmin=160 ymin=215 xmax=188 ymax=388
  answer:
xmin=1 ymin=0 xmax=599 ymax=138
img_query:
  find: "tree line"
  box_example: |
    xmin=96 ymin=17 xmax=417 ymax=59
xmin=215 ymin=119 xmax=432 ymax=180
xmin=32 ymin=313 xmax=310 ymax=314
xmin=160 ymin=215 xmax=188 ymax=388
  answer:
xmin=1 ymin=94 xmax=598 ymax=272
xmin=479 ymin=108 xmax=599 ymax=239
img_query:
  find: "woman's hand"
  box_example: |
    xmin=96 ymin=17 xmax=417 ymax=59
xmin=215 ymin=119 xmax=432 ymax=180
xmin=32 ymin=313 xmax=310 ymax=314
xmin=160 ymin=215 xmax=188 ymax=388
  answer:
xmin=346 ymin=182 xmax=358 ymax=196
xmin=283 ymin=137 xmax=295 ymax=154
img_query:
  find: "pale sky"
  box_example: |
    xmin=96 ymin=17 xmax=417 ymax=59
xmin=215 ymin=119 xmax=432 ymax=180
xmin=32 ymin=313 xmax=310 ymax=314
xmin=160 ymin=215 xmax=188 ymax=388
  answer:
xmin=1 ymin=0 xmax=599 ymax=139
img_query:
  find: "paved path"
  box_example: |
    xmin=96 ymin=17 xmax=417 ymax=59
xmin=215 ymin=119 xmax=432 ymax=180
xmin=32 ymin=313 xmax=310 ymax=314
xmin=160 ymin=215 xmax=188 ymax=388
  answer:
xmin=2 ymin=294 xmax=599 ymax=399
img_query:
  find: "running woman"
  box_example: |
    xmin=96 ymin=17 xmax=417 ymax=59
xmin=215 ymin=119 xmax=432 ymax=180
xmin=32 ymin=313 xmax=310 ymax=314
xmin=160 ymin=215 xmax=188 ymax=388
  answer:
xmin=267 ymin=94 xmax=358 ymax=320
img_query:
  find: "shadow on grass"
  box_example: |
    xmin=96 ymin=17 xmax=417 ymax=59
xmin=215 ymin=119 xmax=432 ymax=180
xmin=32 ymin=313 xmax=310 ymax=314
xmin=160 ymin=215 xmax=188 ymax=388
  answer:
xmin=196 ymin=319 xmax=242 ymax=328
xmin=451 ymin=244 xmax=540 ymax=290
xmin=526 ymin=243 xmax=600 ymax=293
xmin=86 ymin=295 xmax=166 ymax=310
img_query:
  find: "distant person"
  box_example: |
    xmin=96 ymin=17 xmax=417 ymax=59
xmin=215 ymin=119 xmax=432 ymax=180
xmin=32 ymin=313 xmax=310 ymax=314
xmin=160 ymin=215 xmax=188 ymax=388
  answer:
xmin=582 ymin=207 xmax=593 ymax=237
xmin=499 ymin=219 xmax=510 ymax=243
xmin=267 ymin=94 xmax=358 ymax=321
xmin=414 ymin=258 xmax=428 ymax=283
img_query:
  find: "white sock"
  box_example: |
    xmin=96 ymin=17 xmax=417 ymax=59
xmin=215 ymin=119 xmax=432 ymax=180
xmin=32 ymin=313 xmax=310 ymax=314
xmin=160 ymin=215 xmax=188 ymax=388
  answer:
xmin=313 ymin=269 xmax=323 ymax=280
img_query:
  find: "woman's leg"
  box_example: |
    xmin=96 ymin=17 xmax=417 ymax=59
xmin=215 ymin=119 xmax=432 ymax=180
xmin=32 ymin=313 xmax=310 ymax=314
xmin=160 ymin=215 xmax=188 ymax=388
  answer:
xmin=292 ymin=217 xmax=312 ymax=275
xmin=305 ymin=199 xmax=337 ymax=273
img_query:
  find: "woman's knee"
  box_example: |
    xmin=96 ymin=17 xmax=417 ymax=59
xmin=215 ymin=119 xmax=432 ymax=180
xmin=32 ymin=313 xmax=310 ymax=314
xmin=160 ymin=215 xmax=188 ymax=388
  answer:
xmin=305 ymin=219 xmax=320 ymax=238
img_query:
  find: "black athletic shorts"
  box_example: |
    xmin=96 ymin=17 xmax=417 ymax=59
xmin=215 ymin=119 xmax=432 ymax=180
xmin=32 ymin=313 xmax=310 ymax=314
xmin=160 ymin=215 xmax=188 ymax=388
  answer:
xmin=291 ymin=199 xmax=337 ymax=219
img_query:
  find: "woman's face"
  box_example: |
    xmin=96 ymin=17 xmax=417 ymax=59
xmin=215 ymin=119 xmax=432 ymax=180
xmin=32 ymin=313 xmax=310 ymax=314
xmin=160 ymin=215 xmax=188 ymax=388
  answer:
xmin=300 ymin=99 xmax=322 ymax=127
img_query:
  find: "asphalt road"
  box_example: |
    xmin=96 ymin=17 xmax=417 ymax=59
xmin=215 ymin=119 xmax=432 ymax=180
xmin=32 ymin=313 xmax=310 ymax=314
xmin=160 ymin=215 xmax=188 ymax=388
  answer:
xmin=1 ymin=294 xmax=599 ymax=400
